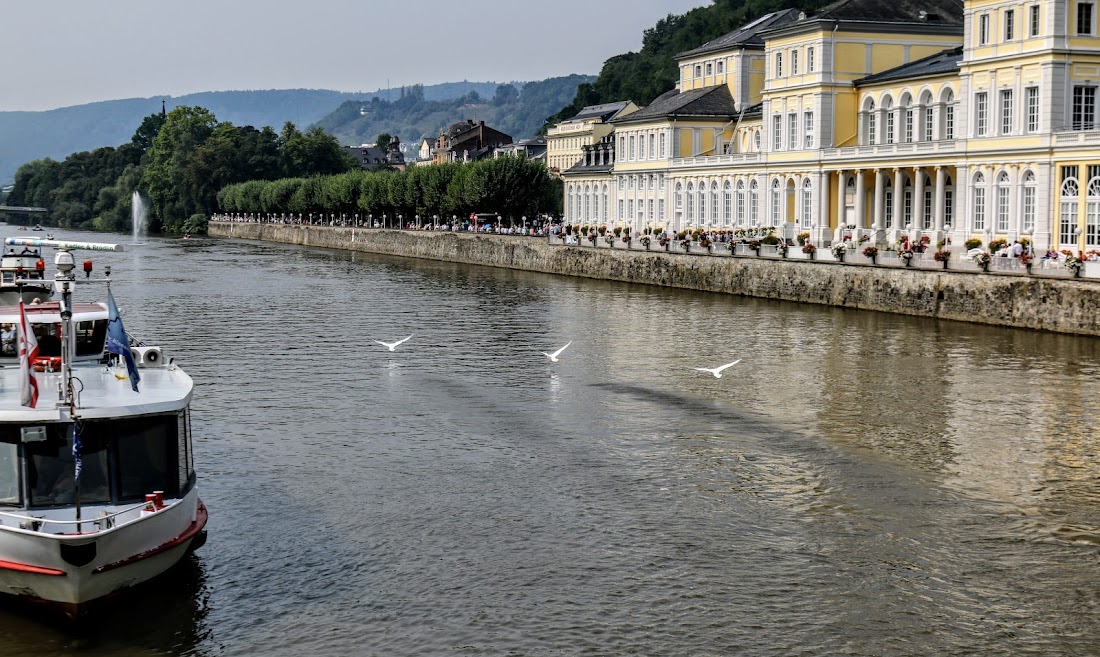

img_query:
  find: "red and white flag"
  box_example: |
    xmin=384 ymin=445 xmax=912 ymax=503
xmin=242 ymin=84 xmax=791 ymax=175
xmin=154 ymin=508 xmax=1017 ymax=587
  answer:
xmin=18 ymin=301 xmax=38 ymax=408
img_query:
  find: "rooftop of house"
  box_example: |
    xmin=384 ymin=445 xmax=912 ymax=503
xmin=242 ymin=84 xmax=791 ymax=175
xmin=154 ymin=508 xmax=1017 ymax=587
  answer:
xmin=677 ymin=9 xmax=802 ymax=58
xmin=612 ymin=85 xmax=738 ymax=125
xmin=854 ymin=46 xmax=963 ymax=85
xmin=804 ymin=0 xmax=964 ymax=24
xmin=564 ymin=100 xmax=635 ymax=123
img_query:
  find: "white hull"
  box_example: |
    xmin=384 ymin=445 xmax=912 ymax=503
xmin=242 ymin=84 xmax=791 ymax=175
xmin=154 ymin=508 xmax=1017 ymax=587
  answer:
xmin=0 ymin=487 xmax=206 ymax=615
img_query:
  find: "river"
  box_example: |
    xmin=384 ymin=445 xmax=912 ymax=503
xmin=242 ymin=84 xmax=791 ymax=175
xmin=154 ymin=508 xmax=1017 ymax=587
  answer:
xmin=1 ymin=229 xmax=1098 ymax=656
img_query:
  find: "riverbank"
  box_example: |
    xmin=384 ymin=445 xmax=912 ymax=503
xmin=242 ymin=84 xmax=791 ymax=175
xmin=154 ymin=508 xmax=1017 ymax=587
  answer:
xmin=209 ymin=221 xmax=1100 ymax=336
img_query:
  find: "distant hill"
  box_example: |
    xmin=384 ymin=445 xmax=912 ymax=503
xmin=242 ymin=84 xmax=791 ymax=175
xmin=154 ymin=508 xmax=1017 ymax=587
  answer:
xmin=316 ymin=75 xmax=595 ymax=153
xmin=0 ymin=82 xmax=507 ymax=183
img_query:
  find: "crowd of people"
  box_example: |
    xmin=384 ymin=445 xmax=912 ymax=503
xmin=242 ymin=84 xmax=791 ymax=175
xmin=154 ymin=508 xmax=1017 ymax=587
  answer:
xmin=210 ymin=213 xmax=556 ymax=237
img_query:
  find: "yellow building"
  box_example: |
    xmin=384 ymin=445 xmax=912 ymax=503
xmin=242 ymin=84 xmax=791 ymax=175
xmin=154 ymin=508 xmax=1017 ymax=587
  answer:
xmin=546 ymin=101 xmax=639 ymax=177
xmin=560 ymin=0 xmax=1100 ymax=255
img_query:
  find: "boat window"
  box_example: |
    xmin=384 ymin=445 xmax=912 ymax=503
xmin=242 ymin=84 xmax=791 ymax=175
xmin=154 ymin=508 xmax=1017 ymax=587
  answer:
xmin=24 ymin=424 xmax=110 ymax=508
xmin=1 ymin=273 xmax=12 ymax=284
xmin=91 ymin=415 xmax=178 ymax=502
xmin=32 ymin=324 xmax=62 ymax=357
xmin=177 ymin=410 xmax=192 ymax=491
xmin=75 ymin=320 xmax=107 ymax=356
xmin=0 ymin=440 xmax=19 ymax=506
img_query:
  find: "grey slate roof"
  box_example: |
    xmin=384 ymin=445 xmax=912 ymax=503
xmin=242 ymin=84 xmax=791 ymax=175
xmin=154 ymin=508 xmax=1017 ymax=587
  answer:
xmin=612 ymin=85 xmax=738 ymax=125
xmin=678 ymin=9 xmax=802 ymax=58
xmin=565 ymin=101 xmax=633 ymax=123
xmin=798 ymin=0 xmax=963 ymax=24
xmin=854 ymin=46 xmax=963 ymax=85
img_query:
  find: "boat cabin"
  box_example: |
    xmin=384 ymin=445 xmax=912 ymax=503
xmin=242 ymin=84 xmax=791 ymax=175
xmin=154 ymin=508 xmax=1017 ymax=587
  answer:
xmin=0 ymin=302 xmax=107 ymax=361
xmin=0 ymin=246 xmax=47 ymax=286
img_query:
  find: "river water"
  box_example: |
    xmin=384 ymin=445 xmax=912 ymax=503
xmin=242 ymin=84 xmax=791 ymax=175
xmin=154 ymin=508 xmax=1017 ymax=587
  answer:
xmin=1 ymin=229 xmax=1098 ymax=656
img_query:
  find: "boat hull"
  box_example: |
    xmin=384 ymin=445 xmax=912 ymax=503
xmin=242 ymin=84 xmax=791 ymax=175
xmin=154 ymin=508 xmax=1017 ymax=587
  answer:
xmin=0 ymin=489 xmax=206 ymax=617
xmin=0 ymin=284 xmax=54 ymax=306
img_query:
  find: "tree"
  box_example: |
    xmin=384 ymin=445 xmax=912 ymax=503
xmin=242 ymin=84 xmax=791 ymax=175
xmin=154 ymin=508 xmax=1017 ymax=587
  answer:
xmin=142 ymin=106 xmax=217 ymax=232
xmin=376 ymin=132 xmax=392 ymax=151
xmin=493 ymin=84 xmax=519 ymax=106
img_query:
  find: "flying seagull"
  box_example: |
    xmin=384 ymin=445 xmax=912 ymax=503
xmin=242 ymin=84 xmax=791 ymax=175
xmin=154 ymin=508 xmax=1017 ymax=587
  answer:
xmin=374 ymin=335 xmax=413 ymax=351
xmin=541 ymin=342 xmax=572 ymax=362
xmin=693 ymin=359 xmax=742 ymax=378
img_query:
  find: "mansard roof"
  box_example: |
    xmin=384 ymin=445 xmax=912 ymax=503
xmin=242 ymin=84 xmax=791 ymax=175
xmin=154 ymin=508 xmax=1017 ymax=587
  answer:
xmin=611 ymin=85 xmax=738 ymax=125
xmin=854 ymin=46 xmax=963 ymax=86
xmin=677 ymin=9 xmax=802 ymax=58
xmin=808 ymin=0 xmax=964 ymax=23
xmin=565 ymin=101 xmax=634 ymax=123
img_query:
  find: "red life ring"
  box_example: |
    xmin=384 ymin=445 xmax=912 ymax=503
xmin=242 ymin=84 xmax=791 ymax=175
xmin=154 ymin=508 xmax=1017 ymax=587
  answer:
xmin=32 ymin=356 xmax=61 ymax=372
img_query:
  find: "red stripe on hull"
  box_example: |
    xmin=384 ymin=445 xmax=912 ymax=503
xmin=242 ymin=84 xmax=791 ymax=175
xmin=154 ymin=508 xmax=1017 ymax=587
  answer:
xmin=0 ymin=560 xmax=66 ymax=576
xmin=93 ymin=499 xmax=208 ymax=575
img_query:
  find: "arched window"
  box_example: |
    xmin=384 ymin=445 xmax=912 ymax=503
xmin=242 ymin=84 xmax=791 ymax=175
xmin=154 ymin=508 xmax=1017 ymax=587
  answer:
xmin=902 ymin=93 xmax=914 ymax=143
xmin=882 ymin=96 xmax=895 ymax=144
xmin=884 ymin=177 xmax=894 ymax=228
xmin=736 ymin=180 xmax=746 ymax=226
xmin=750 ymin=180 xmax=760 ymax=226
xmin=1060 ymin=175 xmax=1079 ymax=246
xmin=723 ymin=181 xmax=732 ymax=226
xmin=942 ymin=88 xmax=956 ymax=140
xmin=923 ymin=175 xmax=934 ymax=229
xmin=771 ymin=178 xmax=783 ymax=225
xmin=568 ymin=185 xmax=576 ymax=221
xmin=801 ymin=178 xmax=813 ymax=229
xmin=996 ymin=171 xmax=1011 ymax=231
xmin=753 ymin=129 xmax=761 ymax=150
xmin=864 ymin=98 xmax=877 ymax=145
xmin=686 ymin=182 xmax=695 ymax=220
xmin=675 ymin=182 xmax=684 ymax=210
xmin=1088 ymin=175 xmax=1100 ymax=247
xmin=711 ymin=181 xmax=719 ymax=223
xmin=945 ymin=175 xmax=955 ymax=227
xmin=584 ymin=184 xmax=591 ymax=221
xmin=903 ymin=175 xmax=913 ymax=227
xmin=972 ymin=171 xmax=987 ymax=231
xmin=602 ymin=184 xmax=609 ymax=221
xmin=1022 ymin=170 xmax=1037 ymax=233
xmin=920 ymin=90 xmax=935 ymax=141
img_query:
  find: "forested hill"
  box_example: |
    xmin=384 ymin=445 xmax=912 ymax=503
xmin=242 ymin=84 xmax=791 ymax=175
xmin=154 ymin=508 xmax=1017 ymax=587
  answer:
xmin=316 ymin=75 xmax=594 ymax=150
xmin=546 ymin=0 xmax=825 ymax=126
xmin=0 ymin=83 xmax=505 ymax=184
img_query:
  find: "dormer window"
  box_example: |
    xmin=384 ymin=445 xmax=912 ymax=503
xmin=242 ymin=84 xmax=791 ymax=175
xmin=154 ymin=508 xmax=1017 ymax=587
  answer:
xmin=706 ymin=63 xmax=713 ymax=75
xmin=717 ymin=60 xmax=724 ymax=74
xmin=694 ymin=64 xmax=702 ymax=78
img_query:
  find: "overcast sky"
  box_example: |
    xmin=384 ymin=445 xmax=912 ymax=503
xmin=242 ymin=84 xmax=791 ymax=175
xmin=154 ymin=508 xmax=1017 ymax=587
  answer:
xmin=0 ymin=0 xmax=708 ymax=112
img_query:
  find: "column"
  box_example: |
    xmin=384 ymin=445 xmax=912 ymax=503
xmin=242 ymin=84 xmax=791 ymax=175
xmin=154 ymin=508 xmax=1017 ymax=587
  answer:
xmin=816 ymin=171 xmax=830 ymax=244
xmin=873 ymin=169 xmax=885 ymax=229
xmin=1008 ymin=164 xmax=1019 ymax=236
xmin=836 ymin=170 xmax=847 ymax=230
xmin=913 ymin=167 xmax=925 ymax=231
xmin=855 ymin=170 xmax=866 ymax=228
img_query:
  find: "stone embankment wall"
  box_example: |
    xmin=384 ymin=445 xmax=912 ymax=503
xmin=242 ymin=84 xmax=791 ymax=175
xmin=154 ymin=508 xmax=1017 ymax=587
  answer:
xmin=209 ymin=222 xmax=1100 ymax=336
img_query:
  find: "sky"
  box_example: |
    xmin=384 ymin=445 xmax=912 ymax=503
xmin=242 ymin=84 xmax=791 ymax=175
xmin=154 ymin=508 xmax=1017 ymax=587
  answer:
xmin=0 ymin=0 xmax=708 ymax=112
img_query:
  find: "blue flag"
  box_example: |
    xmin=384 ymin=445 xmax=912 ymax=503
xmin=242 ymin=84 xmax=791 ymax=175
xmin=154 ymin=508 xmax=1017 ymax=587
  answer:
xmin=106 ymin=289 xmax=140 ymax=392
xmin=72 ymin=423 xmax=83 ymax=483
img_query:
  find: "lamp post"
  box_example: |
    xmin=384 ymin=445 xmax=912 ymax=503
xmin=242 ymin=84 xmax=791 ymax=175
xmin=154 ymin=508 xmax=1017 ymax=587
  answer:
xmin=1074 ymin=225 xmax=1083 ymax=252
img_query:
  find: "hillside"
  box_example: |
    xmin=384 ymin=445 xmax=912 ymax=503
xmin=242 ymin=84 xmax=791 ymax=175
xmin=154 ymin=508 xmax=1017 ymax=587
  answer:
xmin=547 ymin=0 xmax=825 ymax=125
xmin=317 ymin=75 xmax=594 ymax=151
xmin=0 ymin=82 xmax=505 ymax=184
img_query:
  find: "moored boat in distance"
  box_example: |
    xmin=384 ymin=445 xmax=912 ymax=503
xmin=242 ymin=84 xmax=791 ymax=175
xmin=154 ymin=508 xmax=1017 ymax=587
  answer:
xmin=0 ymin=237 xmax=206 ymax=619
xmin=0 ymin=241 xmax=53 ymax=305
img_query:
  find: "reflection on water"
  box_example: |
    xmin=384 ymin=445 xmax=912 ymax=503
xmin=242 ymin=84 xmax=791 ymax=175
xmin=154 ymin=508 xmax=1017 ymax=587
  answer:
xmin=1 ymin=229 xmax=1098 ymax=656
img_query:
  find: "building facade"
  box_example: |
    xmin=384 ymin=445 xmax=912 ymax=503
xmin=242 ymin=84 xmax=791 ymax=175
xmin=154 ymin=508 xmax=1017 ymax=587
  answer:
xmin=561 ymin=0 xmax=1100 ymax=255
xmin=546 ymin=101 xmax=639 ymax=176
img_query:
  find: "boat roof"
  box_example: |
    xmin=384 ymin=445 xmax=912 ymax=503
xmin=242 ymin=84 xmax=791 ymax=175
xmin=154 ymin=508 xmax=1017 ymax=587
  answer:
xmin=0 ymin=302 xmax=107 ymax=322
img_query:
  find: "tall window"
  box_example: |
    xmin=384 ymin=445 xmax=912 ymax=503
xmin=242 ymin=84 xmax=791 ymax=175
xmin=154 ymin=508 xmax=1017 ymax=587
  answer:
xmin=1078 ymin=1 xmax=1094 ymax=35
xmin=807 ymin=46 xmax=815 ymax=72
xmin=903 ymin=97 xmax=914 ymax=142
xmin=706 ymin=62 xmax=713 ymax=76
xmin=996 ymin=171 xmax=1010 ymax=231
xmin=979 ymin=13 xmax=990 ymax=44
xmin=771 ymin=179 xmax=782 ymax=224
xmin=867 ymin=100 xmax=878 ymax=145
xmin=975 ymin=92 xmax=988 ymax=136
xmin=649 ymin=134 xmax=655 ymax=160
xmin=1030 ymin=4 xmax=1041 ymax=36
xmin=804 ymin=111 xmax=814 ymax=149
xmin=736 ymin=181 xmax=746 ymax=226
xmin=639 ymin=135 xmax=646 ymax=160
xmin=944 ymin=90 xmax=956 ymax=139
xmin=884 ymin=98 xmax=895 ymax=144
xmin=675 ymin=182 xmax=683 ymax=210
xmin=1000 ymin=89 xmax=1013 ymax=135
xmin=1073 ymin=86 xmax=1096 ymax=129
xmin=659 ymin=133 xmax=667 ymax=159
xmin=717 ymin=60 xmax=724 ymax=74
xmin=710 ymin=181 xmax=719 ymax=223
xmin=884 ymin=179 xmax=894 ymax=228
xmin=776 ymin=52 xmax=783 ymax=77
xmin=1061 ymin=167 xmax=1080 ymax=245
xmin=792 ymin=50 xmax=799 ymax=75
xmin=749 ymin=180 xmax=760 ymax=226
xmin=723 ymin=181 xmax=732 ymax=225
xmin=629 ymin=135 xmax=636 ymax=160
xmin=788 ymin=113 xmax=798 ymax=150
xmin=923 ymin=102 xmax=934 ymax=141
xmin=1022 ymin=170 xmax=1037 ymax=232
xmin=773 ymin=115 xmax=783 ymax=150
xmin=603 ymin=185 xmax=608 ymax=220
xmin=973 ymin=171 xmax=987 ymax=231
xmin=903 ymin=181 xmax=913 ymax=227
xmin=686 ymin=182 xmax=694 ymax=219
xmin=945 ymin=176 xmax=954 ymax=226
xmin=1005 ymin=9 xmax=1015 ymax=40
xmin=583 ymin=185 xmax=591 ymax=221
xmin=1026 ymin=87 xmax=1040 ymax=132
xmin=923 ymin=176 xmax=934 ymax=229
xmin=801 ymin=179 xmax=813 ymax=228
xmin=1088 ymin=170 xmax=1100 ymax=246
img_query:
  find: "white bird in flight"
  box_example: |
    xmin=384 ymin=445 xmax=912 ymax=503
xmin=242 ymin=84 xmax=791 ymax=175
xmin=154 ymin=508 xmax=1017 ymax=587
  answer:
xmin=374 ymin=335 xmax=413 ymax=351
xmin=541 ymin=342 xmax=572 ymax=362
xmin=693 ymin=359 xmax=741 ymax=378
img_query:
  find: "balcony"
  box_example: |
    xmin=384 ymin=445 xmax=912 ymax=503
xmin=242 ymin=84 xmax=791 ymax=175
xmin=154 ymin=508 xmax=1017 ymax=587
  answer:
xmin=670 ymin=153 xmax=762 ymax=168
xmin=820 ymin=140 xmax=960 ymax=160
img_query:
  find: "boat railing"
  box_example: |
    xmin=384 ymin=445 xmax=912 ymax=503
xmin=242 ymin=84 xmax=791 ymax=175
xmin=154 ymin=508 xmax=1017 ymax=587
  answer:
xmin=0 ymin=500 xmax=158 ymax=534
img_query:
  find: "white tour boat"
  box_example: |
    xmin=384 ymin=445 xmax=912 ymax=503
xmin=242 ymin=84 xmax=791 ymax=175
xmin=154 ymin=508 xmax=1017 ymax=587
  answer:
xmin=0 ymin=237 xmax=206 ymax=619
xmin=0 ymin=243 xmax=53 ymax=306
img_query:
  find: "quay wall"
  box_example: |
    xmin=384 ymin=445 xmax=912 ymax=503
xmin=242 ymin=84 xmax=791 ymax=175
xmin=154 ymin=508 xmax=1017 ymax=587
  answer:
xmin=208 ymin=222 xmax=1100 ymax=336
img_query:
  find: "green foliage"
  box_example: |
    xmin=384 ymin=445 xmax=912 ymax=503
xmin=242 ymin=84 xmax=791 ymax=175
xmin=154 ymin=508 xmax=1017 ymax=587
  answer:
xmin=376 ymin=133 xmax=392 ymax=152
xmin=965 ymin=238 xmax=983 ymax=249
xmin=546 ymin=0 xmax=828 ymax=126
xmin=218 ymin=157 xmax=559 ymax=222
xmin=182 ymin=213 xmax=209 ymax=235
